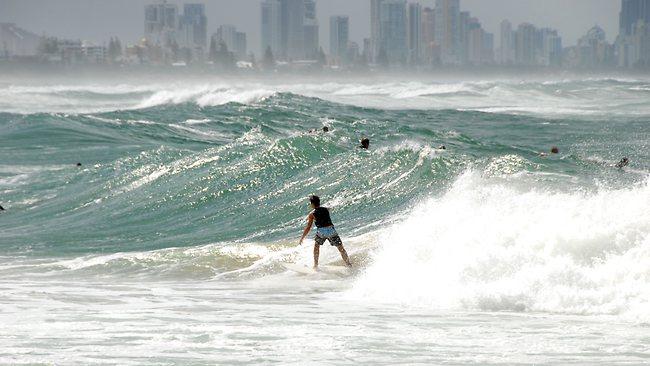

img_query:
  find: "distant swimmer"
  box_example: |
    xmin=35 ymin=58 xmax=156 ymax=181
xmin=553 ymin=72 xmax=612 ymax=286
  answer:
xmin=437 ymin=145 xmax=446 ymax=150
xmin=299 ymin=195 xmax=352 ymax=269
xmin=322 ymin=126 xmax=330 ymax=132
xmin=615 ymin=157 xmax=629 ymax=169
xmin=0 ymin=204 xmax=4 ymax=211
xmin=359 ymin=138 xmax=370 ymax=149
xmin=541 ymin=146 xmax=560 ymax=157
xmin=76 ymin=163 xmax=82 ymax=167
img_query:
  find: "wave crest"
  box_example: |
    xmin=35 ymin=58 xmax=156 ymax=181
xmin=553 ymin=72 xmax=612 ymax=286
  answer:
xmin=350 ymin=172 xmax=650 ymax=319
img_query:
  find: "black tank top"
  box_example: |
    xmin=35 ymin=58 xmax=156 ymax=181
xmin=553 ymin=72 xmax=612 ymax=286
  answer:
xmin=313 ymin=207 xmax=333 ymax=228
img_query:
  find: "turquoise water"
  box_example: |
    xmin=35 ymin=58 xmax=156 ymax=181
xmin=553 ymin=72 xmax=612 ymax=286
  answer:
xmin=0 ymin=77 xmax=649 ymax=364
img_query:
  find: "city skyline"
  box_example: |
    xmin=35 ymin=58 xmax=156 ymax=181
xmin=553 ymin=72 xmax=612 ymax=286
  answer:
xmin=1 ymin=0 xmax=647 ymax=70
xmin=0 ymin=0 xmax=620 ymax=53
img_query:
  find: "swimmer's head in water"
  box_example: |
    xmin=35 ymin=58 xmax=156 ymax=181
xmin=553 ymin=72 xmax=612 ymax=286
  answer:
xmin=309 ymin=195 xmax=321 ymax=208
xmin=551 ymin=146 xmax=559 ymax=154
xmin=322 ymin=126 xmax=329 ymax=132
xmin=360 ymin=138 xmax=370 ymax=149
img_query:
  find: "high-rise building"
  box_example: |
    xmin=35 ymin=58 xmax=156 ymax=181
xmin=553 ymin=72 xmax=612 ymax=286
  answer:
xmin=421 ymin=7 xmax=436 ymax=64
xmin=330 ymin=16 xmax=349 ymax=64
xmin=0 ymin=23 xmax=41 ymax=57
xmin=370 ymin=0 xmax=384 ymax=62
xmin=515 ymin=23 xmax=537 ymax=65
xmin=539 ymin=28 xmax=561 ymax=66
xmin=144 ymin=1 xmax=178 ymax=46
xmin=214 ymin=25 xmax=247 ymax=60
xmin=574 ymin=26 xmax=611 ymax=68
xmin=379 ymin=0 xmax=408 ymax=65
xmin=215 ymin=25 xmax=237 ymax=50
xmin=434 ymin=0 xmax=461 ymax=64
xmin=235 ymin=32 xmax=247 ymax=60
xmin=467 ymin=17 xmax=482 ymax=64
xmin=465 ymin=17 xmax=493 ymax=65
xmin=261 ymin=0 xmax=318 ymax=61
xmin=261 ymin=0 xmax=282 ymax=57
xmin=458 ymin=11 xmax=470 ymax=64
xmin=617 ymin=0 xmax=650 ymax=67
xmin=281 ymin=0 xmax=305 ymax=60
xmin=303 ymin=0 xmax=319 ymax=59
xmin=499 ymin=20 xmax=514 ymax=64
xmin=407 ymin=3 xmax=422 ymax=65
xmin=620 ymin=0 xmax=650 ymax=36
xmin=179 ymin=3 xmax=207 ymax=49
xmin=363 ymin=37 xmax=372 ymax=63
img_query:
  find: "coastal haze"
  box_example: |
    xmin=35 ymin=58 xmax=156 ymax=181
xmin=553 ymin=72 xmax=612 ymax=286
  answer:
xmin=1 ymin=1 xmax=650 ymax=365
xmin=0 ymin=0 xmax=621 ymax=52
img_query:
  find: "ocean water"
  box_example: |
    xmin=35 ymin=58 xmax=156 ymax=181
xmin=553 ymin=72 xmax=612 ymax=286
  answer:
xmin=0 ymin=76 xmax=649 ymax=365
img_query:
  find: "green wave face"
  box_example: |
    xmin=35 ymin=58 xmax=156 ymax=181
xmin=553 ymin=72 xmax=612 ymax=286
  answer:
xmin=0 ymin=79 xmax=648 ymax=259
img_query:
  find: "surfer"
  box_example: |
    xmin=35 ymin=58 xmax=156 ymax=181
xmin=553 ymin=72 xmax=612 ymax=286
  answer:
xmin=359 ymin=138 xmax=370 ymax=149
xmin=299 ymin=195 xmax=352 ymax=268
xmin=616 ymin=157 xmax=629 ymax=169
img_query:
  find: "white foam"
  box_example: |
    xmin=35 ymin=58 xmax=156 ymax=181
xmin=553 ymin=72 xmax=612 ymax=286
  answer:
xmin=349 ymin=171 xmax=650 ymax=320
xmin=3 ymin=77 xmax=650 ymax=117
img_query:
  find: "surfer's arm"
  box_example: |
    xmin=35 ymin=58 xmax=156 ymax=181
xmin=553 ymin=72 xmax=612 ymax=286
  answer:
xmin=299 ymin=214 xmax=314 ymax=245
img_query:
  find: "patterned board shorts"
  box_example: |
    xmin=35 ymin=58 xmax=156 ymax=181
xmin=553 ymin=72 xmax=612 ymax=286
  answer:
xmin=314 ymin=226 xmax=343 ymax=246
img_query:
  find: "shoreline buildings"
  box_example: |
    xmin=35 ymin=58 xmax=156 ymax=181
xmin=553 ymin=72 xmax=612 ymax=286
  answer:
xmin=1 ymin=0 xmax=648 ymax=71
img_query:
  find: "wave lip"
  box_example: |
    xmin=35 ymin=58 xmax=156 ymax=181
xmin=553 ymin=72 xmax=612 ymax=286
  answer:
xmin=350 ymin=171 xmax=650 ymax=320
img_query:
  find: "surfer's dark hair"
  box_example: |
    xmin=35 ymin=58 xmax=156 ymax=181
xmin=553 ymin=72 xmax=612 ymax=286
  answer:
xmin=309 ymin=195 xmax=320 ymax=207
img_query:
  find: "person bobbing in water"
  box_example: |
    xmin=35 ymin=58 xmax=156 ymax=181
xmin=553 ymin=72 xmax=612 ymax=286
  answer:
xmin=299 ymin=195 xmax=352 ymax=269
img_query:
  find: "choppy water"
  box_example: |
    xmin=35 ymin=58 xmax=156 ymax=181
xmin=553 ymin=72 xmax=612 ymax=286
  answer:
xmin=1 ymin=76 xmax=649 ymax=365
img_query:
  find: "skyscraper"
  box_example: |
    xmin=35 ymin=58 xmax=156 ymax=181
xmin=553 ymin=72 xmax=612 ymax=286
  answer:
xmin=261 ymin=0 xmax=281 ymax=57
xmin=620 ymin=0 xmax=650 ymax=36
xmin=539 ymin=28 xmax=561 ymax=66
xmin=421 ymin=7 xmax=436 ymax=64
xmin=379 ymin=0 xmax=408 ymax=65
xmin=515 ymin=23 xmax=537 ymax=65
xmin=235 ymin=32 xmax=247 ymax=60
xmin=370 ymin=0 xmax=384 ymax=62
xmin=281 ymin=0 xmax=305 ymax=60
xmin=215 ymin=25 xmax=246 ymax=60
xmin=261 ymin=0 xmax=318 ymax=61
xmin=180 ymin=4 xmax=207 ymax=49
xmin=144 ymin=1 xmax=178 ymax=46
xmin=407 ymin=3 xmax=422 ymax=65
xmin=303 ymin=0 xmax=320 ymax=59
xmin=434 ymin=0 xmax=460 ymax=64
xmin=617 ymin=0 xmax=650 ymax=67
xmin=458 ymin=11 xmax=470 ymax=64
xmin=499 ymin=20 xmax=514 ymax=64
xmin=330 ymin=16 xmax=349 ymax=64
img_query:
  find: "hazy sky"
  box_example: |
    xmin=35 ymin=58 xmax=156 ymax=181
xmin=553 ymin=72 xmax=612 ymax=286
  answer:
xmin=0 ymin=0 xmax=621 ymax=54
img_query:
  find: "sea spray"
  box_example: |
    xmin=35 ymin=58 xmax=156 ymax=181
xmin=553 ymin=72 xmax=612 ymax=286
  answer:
xmin=350 ymin=171 xmax=650 ymax=319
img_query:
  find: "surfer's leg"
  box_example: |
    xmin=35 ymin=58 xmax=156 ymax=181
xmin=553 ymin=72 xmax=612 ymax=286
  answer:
xmin=332 ymin=236 xmax=352 ymax=267
xmin=337 ymin=245 xmax=352 ymax=267
xmin=313 ymin=243 xmax=320 ymax=268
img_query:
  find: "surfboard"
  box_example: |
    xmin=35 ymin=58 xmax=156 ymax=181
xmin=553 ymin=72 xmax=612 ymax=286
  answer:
xmin=282 ymin=263 xmax=351 ymax=276
xmin=282 ymin=263 xmax=317 ymax=274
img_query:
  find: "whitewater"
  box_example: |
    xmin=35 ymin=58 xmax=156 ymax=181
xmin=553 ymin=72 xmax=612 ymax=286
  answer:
xmin=0 ymin=76 xmax=649 ymax=365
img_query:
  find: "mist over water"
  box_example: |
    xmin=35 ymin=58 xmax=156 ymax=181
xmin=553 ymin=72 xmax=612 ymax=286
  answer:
xmin=1 ymin=75 xmax=649 ymax=364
